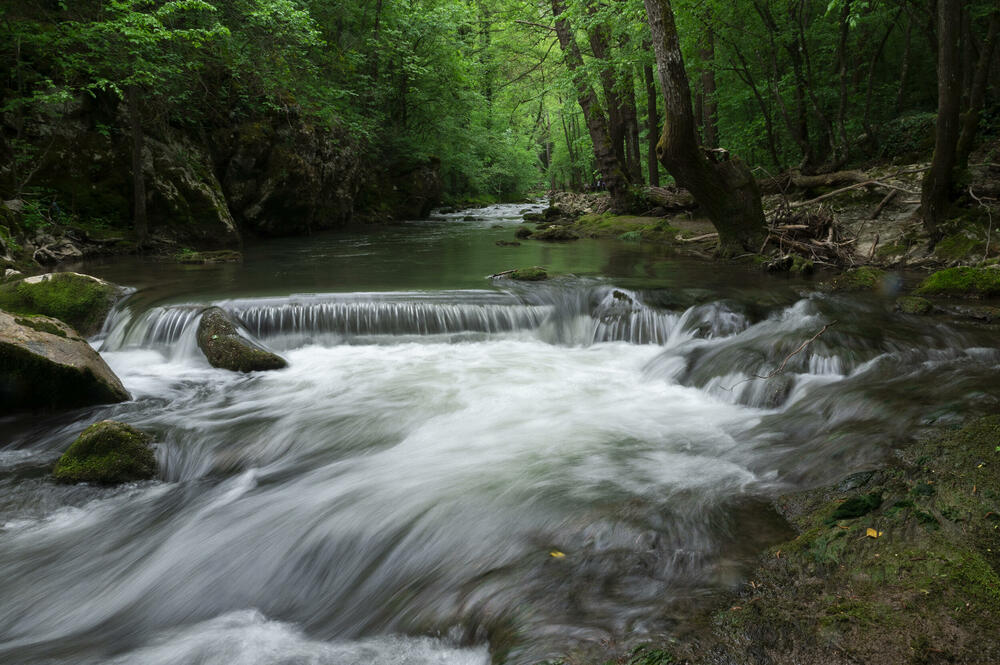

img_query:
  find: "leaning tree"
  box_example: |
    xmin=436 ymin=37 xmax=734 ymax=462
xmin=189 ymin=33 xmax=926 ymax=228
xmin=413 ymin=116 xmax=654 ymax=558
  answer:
xmin=642 ymin=0 xmax=767 ymax=256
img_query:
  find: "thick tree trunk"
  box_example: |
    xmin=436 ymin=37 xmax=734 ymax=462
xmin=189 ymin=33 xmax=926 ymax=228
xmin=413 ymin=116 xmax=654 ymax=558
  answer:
xmin=127 ymin=86 xmax=148 ymax=249
xmin=552 ymin=0 xmax=630 ymax=210
xmin=585 ymin=12 xmax=630 ymax=182
xmin=920 ymin=0 xmax=963 ymax=239
xmin=643 ymin=0 xmax=766 ymax=256
xmin=956 ymin=11 xmax=1000 ymax=170
xmin=643 ymin=61 xmax=660 ymax=187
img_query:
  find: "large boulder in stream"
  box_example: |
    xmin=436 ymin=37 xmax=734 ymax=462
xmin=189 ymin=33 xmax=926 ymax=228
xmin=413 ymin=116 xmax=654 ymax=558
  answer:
xmin=0 ymin=272 xmax=124 ymax=337
xmin=196 ymin=307 xmax=287 ymax=372
xmin=53 ymin=420 xmax=156 ymax=484
xmin=0 ymin=309 xmax=130 ymax=414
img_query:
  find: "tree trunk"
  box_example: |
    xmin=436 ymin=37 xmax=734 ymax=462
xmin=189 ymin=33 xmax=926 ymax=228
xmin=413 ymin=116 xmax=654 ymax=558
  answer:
xmin=920 ymin=0 xmax=963 ymax=239
xmin=643 ymin=0 xmax=766 ymax=256
xmin=621 ymin=73 xmax=644 ymax=182
xmin=127 ymin=86 xmax=148 ymax=249
xmin=956 ymin=11 xmax=1000 ymax=170
xmin=896 ymin=11 xmax=913 ymax=114
xmin=643 ymin=61 xmax=660 ymax=187
xmin=552 ymin=0 xmax=630 ymax=210
xmin=699 ymin=29 xmax=719 ymax=149
xmin=585 ymin=11 xmax=630 ymax=181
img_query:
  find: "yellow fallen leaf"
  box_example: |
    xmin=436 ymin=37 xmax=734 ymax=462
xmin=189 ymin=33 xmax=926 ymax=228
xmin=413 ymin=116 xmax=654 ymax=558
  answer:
xmin=866 ymin=528 xmax=882 ymax=538
xmin=549 ymin=550 xmax=565 ymax=558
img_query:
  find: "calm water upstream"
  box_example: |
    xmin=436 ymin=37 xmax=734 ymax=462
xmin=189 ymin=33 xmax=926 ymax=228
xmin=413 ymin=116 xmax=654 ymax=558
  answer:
xmin=2 ymin=204 xmax=999 ymax=665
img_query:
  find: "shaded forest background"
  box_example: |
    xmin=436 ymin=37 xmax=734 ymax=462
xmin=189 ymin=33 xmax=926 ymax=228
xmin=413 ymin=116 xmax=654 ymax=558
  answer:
xmin=0 ymin=0 xmax=997 ymax=248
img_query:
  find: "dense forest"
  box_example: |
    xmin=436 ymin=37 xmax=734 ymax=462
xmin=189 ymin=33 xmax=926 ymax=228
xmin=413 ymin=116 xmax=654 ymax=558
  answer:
xmin=1 ymin=0 xmax=997 ymax=256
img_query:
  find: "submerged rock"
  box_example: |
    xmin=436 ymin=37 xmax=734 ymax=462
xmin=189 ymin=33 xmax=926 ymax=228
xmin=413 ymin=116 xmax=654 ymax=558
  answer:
xmin=510 ymin=267 xmax=548 ymax=281
xmin=0 ymin=309 xmax=129 ymax=414
xmin=196 ymin=307 xmax=287 ymax=372
xmin=896 ymin=295 xmax=933 ymax=315
xmin=0 ymin=272 xmax=124 ymax=336
xmin=53 ymin=420 xmax=155 ymax=484
xmin=514 ymin=226 xmax=533 ymax=239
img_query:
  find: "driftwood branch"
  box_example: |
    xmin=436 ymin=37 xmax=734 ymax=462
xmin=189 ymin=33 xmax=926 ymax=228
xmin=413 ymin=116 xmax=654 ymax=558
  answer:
xmin=676 ymin=232 xmax=719 ymax=243
xmin=722 ymin=321 xmax=838 ymax=391
xmin=969 ymin=186 xmax=994 ymax=262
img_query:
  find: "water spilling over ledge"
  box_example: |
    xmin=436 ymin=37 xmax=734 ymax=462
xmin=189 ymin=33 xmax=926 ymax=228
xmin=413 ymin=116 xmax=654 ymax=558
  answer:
xmin=3 ymin=208 xmax=1000 ymax=665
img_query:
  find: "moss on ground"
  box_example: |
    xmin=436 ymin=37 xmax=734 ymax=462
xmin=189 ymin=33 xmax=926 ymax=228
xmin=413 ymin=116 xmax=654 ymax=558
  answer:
xmin=916 ymin=266 xmax=1000 ymax=298
xmin=0 ymin=273 xmax=118 ymax=336
xmin=683 ymin=416 xmax=1000 ymax=664
xmin=572 ymin=214 xmax=679 ymax=244
xmin=52 ymin=420 xmax=156 ymax=484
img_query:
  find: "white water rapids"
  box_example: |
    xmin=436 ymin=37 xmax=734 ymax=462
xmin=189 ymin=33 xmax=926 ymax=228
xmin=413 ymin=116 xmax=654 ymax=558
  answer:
xmin=2 ymin=214 xmax=999 ymax=665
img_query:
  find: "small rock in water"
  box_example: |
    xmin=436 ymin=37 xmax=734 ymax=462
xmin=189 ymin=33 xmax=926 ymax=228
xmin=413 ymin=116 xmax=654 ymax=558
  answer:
xmin=496 ymin=240 xmax=521 ymax=247
xmin=52 ymin=420 xmax=156 ymax=484
xmin=196 ymin=307 xmax=287 ymax=372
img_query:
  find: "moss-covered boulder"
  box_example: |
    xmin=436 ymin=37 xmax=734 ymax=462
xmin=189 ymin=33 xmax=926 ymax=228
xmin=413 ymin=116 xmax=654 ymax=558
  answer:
xmin=0 ymin=272 xmax=123 ymax=336
xmin=514 ymin=226 xmax=533 ymax=239
xmin=915 ymin=266 xmax=1000 ymax=298
xmin=196 ymin=307 xmax=287 ymax=372
xmin=52 ymin=420 xmax=156 ymax=484
xmin=824 ymin=266 xmax=887 ymax=292
xmin=532 ymin=225 xmax=580 ymax=242
xmin=0 ymin=309 xmax=129 ymax=414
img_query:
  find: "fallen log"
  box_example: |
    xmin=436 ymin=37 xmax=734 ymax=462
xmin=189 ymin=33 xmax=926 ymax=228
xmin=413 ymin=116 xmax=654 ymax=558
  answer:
xmin=646 ymin=186 xmax=697 ymax=211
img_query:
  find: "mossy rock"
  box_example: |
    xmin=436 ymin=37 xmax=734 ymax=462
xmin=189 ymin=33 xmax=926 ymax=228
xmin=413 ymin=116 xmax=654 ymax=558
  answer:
xmin=827 ymin=492 xmax=882 ymax=522
xmin=196 ymin=307 xmax=287 ymax=372
xmin=532 ymin=225 xmax=580 ymax=242
xmin=510 ymin=267 xmax=548 ymax=281
xmin=52 ymin=420 xmax=155 ymax=484
xmin=896 ymin=295 xmax=933 ymax=315
xmin=915 ymin=266 xmax=1000 ymax=298
xmin=0 ymin=272 xmax=123 ymax=336
xmin=0 ymin=309 xmax=129 ymax=414
xmin=514 ymin=226 xmax=533 ymax=239
xmin=824 ymin=266 xmax=887 ymax=292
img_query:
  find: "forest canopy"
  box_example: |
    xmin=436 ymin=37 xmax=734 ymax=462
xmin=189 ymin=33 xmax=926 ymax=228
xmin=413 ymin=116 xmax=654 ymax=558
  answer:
xmin=1 ymin=0 xmax=997 ymax=213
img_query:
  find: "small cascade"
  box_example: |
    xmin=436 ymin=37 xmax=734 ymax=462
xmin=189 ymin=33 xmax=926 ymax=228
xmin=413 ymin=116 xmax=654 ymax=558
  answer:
xmin=229 ymin=295 xmax=551 ymax=340
xmin=101 ymin=306 xmax=203 ymax=353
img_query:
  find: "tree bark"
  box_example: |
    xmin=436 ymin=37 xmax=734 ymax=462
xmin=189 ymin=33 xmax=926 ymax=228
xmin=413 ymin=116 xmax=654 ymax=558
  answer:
xmin=699 ymin=29 xmax=719 ymax=149
xmin=643 ymin=0 xmax=766 ymax=256
xmin=127 ymin=86 xmax=148 ymax=249
xmin=552 ymin=0 xmax=630 ymax=209
xmin=622 ymin=77 xmax=643 ymax=182
xmin=896 ymin=11 xmax=913 ymax=114
xmin=643 ymin=61 xmax=660 ymax=187
xmin=585 ymin=9 xmax=630 ymax=182
xmin=956 ymin=11 xmax=1000 ymax=170
xmin=920 ymin=0 xmax=963 ymax=239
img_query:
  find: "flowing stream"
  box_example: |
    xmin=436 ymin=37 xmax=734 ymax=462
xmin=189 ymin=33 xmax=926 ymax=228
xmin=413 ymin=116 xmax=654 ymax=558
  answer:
xmin=2 ymin=204 xmax=999 ymax=665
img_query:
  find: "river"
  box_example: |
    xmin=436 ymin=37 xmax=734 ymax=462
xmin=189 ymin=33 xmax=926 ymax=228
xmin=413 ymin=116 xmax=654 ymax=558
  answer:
xmin=1 ymin=203 xmax=998 ymax=664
